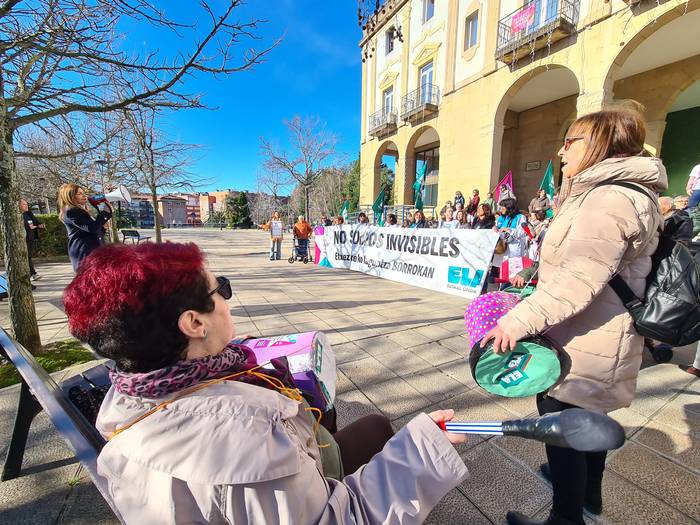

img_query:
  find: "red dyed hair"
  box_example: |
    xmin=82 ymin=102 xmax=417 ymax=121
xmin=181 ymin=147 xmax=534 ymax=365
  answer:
xmin=64 ymin=242 xmax=206 ymax=338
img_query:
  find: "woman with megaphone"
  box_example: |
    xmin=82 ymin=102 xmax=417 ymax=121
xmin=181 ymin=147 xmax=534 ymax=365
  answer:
xmin=58 ymin=183 xmax=113 ymax=271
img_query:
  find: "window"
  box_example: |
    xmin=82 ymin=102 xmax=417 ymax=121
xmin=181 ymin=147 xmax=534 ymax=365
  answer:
xmin=422 ymin=0 xmax=435 ymax=24
xmin=385 ymin=27 xmax=395 ymax=55
xmin=419 ymin=61 xmax=434 ymax=104
xmin=465 ymin=12 xmax=479 ymax=50
xmin=383 ymin=86 xmax=394 ymax=113
xmin=415 ymin=146 xmax=440 ymax=207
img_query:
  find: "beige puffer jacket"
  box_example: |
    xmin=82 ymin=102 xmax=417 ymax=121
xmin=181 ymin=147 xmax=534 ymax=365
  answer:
xmin=499 ymin=156 xmax=667 ymax=412
xmin=96 ymin=380 xmax=469 ymax=524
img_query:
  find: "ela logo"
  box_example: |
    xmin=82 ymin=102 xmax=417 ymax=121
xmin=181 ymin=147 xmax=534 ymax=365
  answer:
xmin=495 ymin=352 xmax=533 ymax=388
xmin=447 ymin=267 xmax=484 ymax=288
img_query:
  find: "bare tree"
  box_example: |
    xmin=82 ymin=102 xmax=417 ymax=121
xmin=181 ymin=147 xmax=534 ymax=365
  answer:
xmin=0 ymin=0 xmax=276 ymax=353
xmin=260 ymin=116 xmax=337 ymax=220
xmin=125 ymin=108 xmax=202 ymax=243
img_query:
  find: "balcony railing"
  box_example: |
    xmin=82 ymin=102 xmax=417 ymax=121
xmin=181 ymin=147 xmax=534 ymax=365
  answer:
xmin=368 ymin=107 xmax=398 ymax=137
xmin=496 ymin=0 xmax=580 ymax=64
xmin=400 ymin=83 xmax=440 ymax=122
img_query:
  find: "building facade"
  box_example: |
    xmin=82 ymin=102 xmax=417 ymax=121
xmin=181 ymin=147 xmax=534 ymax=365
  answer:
xmin=126 ymin=194 xmax=156 ymax=228
xmin=174 ymin=193 xmax=202 ymax=224
xmin=359 ymin=0 xmax=700 ymax=212
xmin=157 ymin=195 xmax=187 ymax=226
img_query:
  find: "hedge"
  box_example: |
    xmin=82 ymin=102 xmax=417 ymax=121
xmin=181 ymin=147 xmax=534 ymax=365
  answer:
xmin=0 ymin=214 xmax=68 ymax=260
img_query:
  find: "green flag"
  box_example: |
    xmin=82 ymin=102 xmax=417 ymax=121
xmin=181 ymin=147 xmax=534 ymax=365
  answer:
xmin=413 ymin=163 xmax=427 ymax=210
xmin=339 ymin=200 xmax=349 ymax=221
xmin=372 ymin=188 xmax=385 ymax=225
xmin=540 ymin=160 xmax=555 ymax=218
xmin=540 ymin=160 xmax=555 ymax=200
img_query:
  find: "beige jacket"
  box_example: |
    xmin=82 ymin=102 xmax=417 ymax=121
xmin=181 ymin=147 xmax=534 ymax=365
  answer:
xmin=499 ymin=156 xmax=667 ymax=412
xmin=96 ymin=380 xmax=468 ymax=524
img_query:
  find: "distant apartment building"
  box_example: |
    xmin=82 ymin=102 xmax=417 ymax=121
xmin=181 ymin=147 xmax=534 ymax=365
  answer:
xmin=127 ymin=193 xmax=156 ymax=228
xmin=174 ymin=193 xmax=202 ymax=224
xmin=198 ymin=189 xmax=238 ymax=222
xmin=157 ymin=195 xmax=187 ymax=226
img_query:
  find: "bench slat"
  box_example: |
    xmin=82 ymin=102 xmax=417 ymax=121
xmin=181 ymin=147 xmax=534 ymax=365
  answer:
xmin=0 ymin=329 xmax=123 ymax=523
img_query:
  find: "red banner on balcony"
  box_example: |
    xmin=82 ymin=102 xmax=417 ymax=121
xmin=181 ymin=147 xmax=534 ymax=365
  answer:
xmin=511 ymin=3 xmax=536 ymax=32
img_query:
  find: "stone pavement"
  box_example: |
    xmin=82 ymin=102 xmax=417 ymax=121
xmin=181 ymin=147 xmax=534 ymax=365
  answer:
xmin=1 ymin=229 xmax=698 ymax=525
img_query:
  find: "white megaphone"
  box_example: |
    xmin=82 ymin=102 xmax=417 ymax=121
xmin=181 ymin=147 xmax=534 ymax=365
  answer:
xmin=88 ymin=185 xmax=132 ymax=207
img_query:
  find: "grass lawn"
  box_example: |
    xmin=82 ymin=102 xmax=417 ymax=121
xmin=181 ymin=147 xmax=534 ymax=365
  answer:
xmin=0 ymin=339 xmax=95 ymax=389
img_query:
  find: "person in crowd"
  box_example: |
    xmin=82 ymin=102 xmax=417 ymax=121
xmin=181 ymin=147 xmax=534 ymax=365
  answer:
xmin=673 ymin=195 xmax=689 ymax=211
xmin=483 ymin=192 xmax=497 ymax=213
xmin=357 ymin=212 xmax=370 ymax=225
xmin=466 ymin=189 xmax=480 ymax=215
xmin=495 ymin=198 xmax=527 ymax=259
xmin=527 ymin=210 xmax=550 ymax=260
xmin=498 ymin=184 xmax=516 ymax=205
xmin=293 ymin=215 xmax=313 ymax=259
xmin=454 ymin=202 xmax=464 ymax=213
xmin=332 ymin=216 xmax=345 ymax=225
xmin=456 ymin=209 xmax=471 ymax=229
xmin=21 ymin=199 xmax=45 ymax=281
xmin=320 ymin=214 xmax=332 ymax=227
xmin=267 ymin=211 xmax=284 ymax=261
xmin=472 ymin=203 xmax=496 ymax=230
xmin=685 ymin=159 xmax=700 ymax=209
xmin=58 ymin=183 xmax=112 ymax=272
xmin=439 ymin=200 xmax=453 ymax=218
xmin=484 ymin=108 xmax=666 ymax=525
xmin=659 ymin=196 xmax=692 ymax=244
xmin=402 ymin=212 xmax=414 ymax=228
xmin=532 ymin=209 xmax=549 ymax=237
xmin=386 ymin=213 xmax=398 ymax=227
xmin=411 ymin=210 xmax=427 ymax=228
xmin=454 ymin=191 xmax=465 ymax=209
xmin=439 ymin=207 xmax=459 ymax=229
xmin=63 ymin=242 xmax=469 ymax=524
xmin=528 ymin=188 xmax=551 ymax=214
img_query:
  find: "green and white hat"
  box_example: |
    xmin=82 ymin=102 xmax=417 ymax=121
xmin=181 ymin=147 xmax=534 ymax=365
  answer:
xmin=469 ymin=336 xmax=562 ymax=398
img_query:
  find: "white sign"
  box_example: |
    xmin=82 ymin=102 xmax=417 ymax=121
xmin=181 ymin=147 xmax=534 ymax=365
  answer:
xmin=270 ymin=220 xmax=283 ymax=239
xmin=315 ymin=225 xmax=499 ymax=299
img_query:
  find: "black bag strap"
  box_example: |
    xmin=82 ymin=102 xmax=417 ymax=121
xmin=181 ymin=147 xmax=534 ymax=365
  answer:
xmin=589 ymin=181 xmax=660 ymax=307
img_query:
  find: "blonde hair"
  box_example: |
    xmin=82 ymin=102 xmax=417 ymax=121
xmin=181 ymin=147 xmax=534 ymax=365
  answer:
xmin=567 ymin=108 xmax=647 ymax=175
xmin=58 ymin=183 xmax=84 ymax=221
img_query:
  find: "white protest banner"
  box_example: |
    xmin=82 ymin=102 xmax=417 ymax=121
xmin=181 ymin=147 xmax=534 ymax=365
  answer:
xmin=315 ymin=225 xmax=499 ymax=299
xmin=271 ymin=220 xmax=283 ymax=239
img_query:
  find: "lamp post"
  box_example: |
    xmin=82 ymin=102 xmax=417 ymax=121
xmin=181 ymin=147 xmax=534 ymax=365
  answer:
xmin=93 ymin=158 xmax=119 ymax=243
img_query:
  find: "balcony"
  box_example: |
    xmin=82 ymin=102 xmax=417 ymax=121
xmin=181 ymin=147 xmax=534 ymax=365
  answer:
xmin=368 ymin=107 xmax=398 ymax=137
xmin=400 ymin=84 xmax=440 ymax=123
xmin=496 ymin=0 xmax=580 ymax=65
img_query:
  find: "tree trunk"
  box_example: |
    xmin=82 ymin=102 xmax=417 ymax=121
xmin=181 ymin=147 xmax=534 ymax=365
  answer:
xmin=0 ymin=123 xmax=43 ymax=354
xmin=304 ymin=185 xmax=310 ymax=221
xmin=110 ymin=213 xmax=119 ymax=244
xmin=151 ymin=190 xmax=162 ymax=242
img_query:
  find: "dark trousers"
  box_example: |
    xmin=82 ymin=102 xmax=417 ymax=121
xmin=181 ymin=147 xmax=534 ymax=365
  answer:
xmin=26 ymin=239 xmax=36 ymax=276
xmin=537 ymin=393 xmax=607 ymax=525
xmin=333 ymin=414 xmax=394 ymax=476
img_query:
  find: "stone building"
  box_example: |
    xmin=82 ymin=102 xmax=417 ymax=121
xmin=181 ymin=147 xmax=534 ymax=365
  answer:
xmin=359 ymin=0 xmax=700 ymax=211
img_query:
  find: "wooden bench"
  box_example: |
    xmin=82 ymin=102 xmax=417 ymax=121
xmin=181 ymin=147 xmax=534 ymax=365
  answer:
xmin=0 ymin=328 xmax=123 ymax=522
xmin=120 ymin=229 xmax=151 ymax=244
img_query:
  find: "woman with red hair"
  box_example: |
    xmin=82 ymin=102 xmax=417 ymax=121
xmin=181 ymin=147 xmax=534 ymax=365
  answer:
xmin=64 ymin=242 xmax=468 ymax=524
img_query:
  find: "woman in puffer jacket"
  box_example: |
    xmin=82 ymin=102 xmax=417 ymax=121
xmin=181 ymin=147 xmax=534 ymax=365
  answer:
xmin=483 ymin=108 xmax=666 ymax=525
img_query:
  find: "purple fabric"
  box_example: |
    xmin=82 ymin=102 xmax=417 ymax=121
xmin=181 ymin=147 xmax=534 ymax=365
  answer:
xmin=110 ymin=344 xmax=293 ymax=398
xmin=464 ymin=292 xmax=521 ymax=349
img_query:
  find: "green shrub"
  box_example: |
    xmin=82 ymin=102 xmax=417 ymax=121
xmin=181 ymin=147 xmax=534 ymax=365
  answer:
xmin=34 ymin=214 xmax=68 ymax=257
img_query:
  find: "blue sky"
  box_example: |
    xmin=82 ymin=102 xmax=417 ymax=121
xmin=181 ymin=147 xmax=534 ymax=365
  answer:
xmin=125 ymin=1 xmax=362 ymax=194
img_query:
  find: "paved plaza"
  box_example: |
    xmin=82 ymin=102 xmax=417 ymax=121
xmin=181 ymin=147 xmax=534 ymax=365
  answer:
xmin=1 ymin=229 xmax=699 ymax=524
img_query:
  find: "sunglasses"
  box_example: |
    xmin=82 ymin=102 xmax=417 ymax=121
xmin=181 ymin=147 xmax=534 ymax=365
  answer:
xmin=208 ymin=276 xmax=232 ymax=300
xmin=563 ymin=136 xmax=584 ymax=151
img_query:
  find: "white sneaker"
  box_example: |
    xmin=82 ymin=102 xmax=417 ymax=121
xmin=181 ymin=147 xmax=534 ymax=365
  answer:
xmin=30 ymin=274 xmax=40 ymax=281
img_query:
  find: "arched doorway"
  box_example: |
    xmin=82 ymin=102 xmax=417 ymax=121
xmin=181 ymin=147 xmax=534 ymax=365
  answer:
xmin=661 ymin=79 xmax=700 ymax=195
xmin=492 ymin=66 xmax=580 ymax=204
xmin=605 ymin=5 xmax=700 ymax=194
xmin=374 ymin=141 xmax=399 ymax=204
xmin=404 ymin=126 xmax=440 ymax=209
